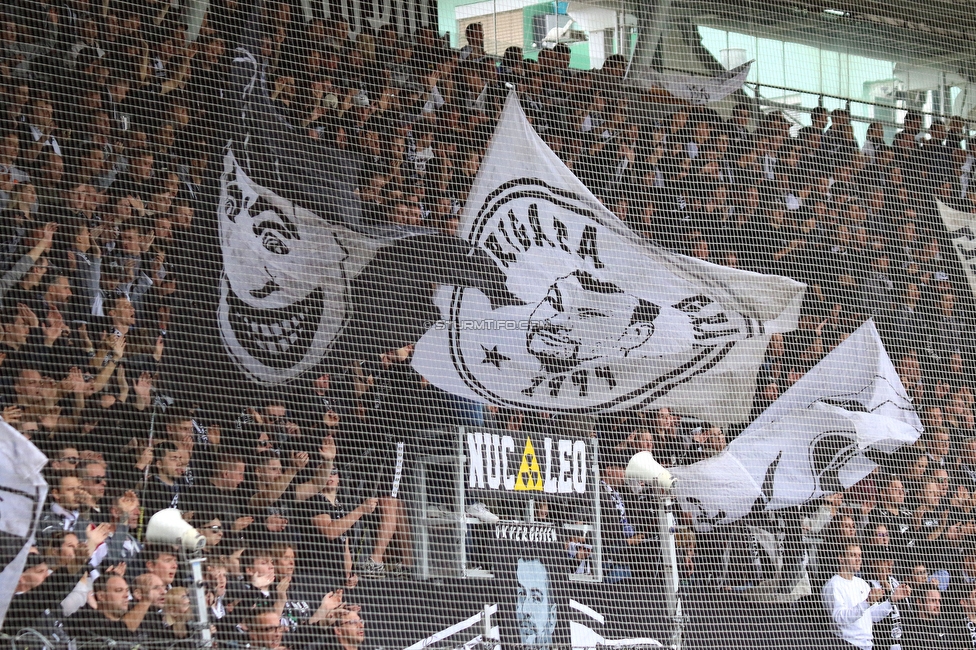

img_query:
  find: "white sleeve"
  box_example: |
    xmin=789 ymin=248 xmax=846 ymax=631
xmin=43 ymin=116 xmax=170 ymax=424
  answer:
xmin=868 ymin=600 xmax=893 ymax=622
xmin=61 ymin=576 xmax=93 ymax=617
xmin=89 ymin=541 xmax=109 ymax=568
xmin=823 ymin=581 xmax=870 ymax=627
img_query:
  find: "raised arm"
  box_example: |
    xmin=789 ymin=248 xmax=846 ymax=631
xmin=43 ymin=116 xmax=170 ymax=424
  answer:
xmin=312 ymin=498 xmax=377 ymax=541
xmin=295 ymin=435 xmax=337 ymax=502
xmin=248 ymin=452 xmax=308 ymax=508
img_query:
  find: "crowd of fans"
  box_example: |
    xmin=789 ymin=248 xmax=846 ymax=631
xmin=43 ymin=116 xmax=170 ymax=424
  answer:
xmin=1 ymin=0 xmax=976 ymax=647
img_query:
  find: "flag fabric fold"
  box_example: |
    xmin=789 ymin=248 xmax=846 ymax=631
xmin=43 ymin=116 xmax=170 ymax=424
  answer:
xmin=671 ymin=320 xmax=922 ymax=529
xmin=0 ymin=423 xmax=48 ymax=626
xmin=412 ymin=92 xmax=805 ymax=427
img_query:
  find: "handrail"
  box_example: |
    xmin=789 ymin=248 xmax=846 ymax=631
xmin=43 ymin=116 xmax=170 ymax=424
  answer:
xmin=651 ymin=63 xmax=973 ymax=134
xmin=746 ymin=81 xmax=956 ymax=125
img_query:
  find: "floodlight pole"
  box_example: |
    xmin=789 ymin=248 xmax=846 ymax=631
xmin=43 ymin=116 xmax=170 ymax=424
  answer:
xmin=184 ymin=549 xmax=213 ymax=647
xmin=656 ymin=493 xmax=683 ymax=650
xmin=624 ymin=451 xmax=684 ymax=649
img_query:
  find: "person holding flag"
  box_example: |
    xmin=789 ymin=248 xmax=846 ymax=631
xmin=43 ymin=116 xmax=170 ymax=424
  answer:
xmin=822 ymin=542 xmax=911 ymax=650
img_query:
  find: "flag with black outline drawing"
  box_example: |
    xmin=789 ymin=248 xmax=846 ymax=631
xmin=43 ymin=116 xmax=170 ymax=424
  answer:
xmin=412 ymin=92 xmax=805 ymax=427
xmin=631 ymin=61 xmax=754 ymax=104
xmin=671 ymin=319 xmax=922 ymax=530
xmin=0 ymin=422 xmax=48 ymax=627
xmin=936 ymin=199 xmax=976 ymax=300
xmin=168 ymin=0 xmax=516 ymax=414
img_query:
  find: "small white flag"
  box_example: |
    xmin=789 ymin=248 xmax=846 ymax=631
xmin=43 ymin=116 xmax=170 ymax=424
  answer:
xmin=630 ymin=61 xmax=753 ymax=105
xmin=423 ymin=85 xmax=446 ymax=115
xmin=936 ymin=199 xmax=976 ymax=300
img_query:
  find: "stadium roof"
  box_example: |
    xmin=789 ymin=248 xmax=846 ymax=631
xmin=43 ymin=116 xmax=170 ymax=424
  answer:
xmin=609 ymin=0 xmax=976 ymax=80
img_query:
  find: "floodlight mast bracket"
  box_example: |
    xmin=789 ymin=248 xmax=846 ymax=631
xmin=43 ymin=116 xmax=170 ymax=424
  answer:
xmin=183 ymin=548 xmax=213 ymax=647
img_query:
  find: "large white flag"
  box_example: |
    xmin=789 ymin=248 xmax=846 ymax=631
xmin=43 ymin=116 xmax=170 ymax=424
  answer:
xmin=0 ymin=422 xmax=48 ymax=626
xmin=936 ymin=199 xmax=976 ymax=298
xmin=630 ymin=62 xmax=753 ymax=104
xmin=671 ymin=320 xmax=922 ymax=529
xmin=412 ymin=93 xmax=805 ymax=427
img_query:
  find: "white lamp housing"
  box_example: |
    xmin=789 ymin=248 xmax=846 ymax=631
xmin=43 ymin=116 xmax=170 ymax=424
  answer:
xmin=145 ymin=508 xmax=206 ymax=552
xmin=625 ymin=451 xmax=675 ymax=492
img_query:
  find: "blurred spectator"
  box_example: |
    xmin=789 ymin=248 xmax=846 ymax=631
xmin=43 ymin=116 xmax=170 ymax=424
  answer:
xmin=64 ymin=573 xmax=135 ymax=641
xmin=904 ymin=588 xmax=950 ymax=649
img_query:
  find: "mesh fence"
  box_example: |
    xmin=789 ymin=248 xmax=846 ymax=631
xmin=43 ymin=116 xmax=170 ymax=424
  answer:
xmin=0 ymin=0 xmax=975 ymax=649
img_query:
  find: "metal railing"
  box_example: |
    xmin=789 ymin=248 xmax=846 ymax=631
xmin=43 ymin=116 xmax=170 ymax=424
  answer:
xmin=745 ymin=81 xmax=974 ymax=134
xmin=0 ymin=630 xmax=228 ymax=650
xmin=649 ymin=63 xmax=974 ymax=136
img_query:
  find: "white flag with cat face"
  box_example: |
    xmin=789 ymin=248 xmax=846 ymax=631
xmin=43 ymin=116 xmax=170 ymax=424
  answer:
xmin=412 ymin=93 xmax=806 ymax=427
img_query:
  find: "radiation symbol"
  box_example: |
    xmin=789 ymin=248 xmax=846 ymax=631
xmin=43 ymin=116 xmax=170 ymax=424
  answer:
xmin=514 ymin=437 xmax=544 ymax=491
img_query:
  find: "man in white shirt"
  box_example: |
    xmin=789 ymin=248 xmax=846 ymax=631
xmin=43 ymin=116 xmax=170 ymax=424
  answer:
xmin=823 ymin=543 xmax=911 ymax=650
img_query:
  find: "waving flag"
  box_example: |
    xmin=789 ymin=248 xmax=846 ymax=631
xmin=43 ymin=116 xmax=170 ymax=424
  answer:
xmin=630 ymin=62 xmax=753 ymax=104
xmin=412 ymin=93 xmax=805 ymax=427
xmin=0 ymin=422 xmax=48 ymax=627
xmin=169 ymin=1 xmax=514 ymax=407
xmin=936 ymin=199 xmax=976 ymax=300
xmin=671 ymin=320 xmax=922 ymax=529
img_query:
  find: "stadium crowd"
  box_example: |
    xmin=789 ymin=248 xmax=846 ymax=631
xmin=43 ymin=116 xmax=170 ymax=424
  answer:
xmin=1 ymin=0 xmax=976 ymax=648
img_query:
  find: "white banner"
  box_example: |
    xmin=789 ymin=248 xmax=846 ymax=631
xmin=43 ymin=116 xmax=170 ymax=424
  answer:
xmin=412 ymin=93 xmax=805 ymax=427
xmin=632 ymin=62 xmax=753 ymax=104
xmin=0 ymin=422 xmax=49 ymax=627
xmin=671 ymin=320 xmax=922 ymax=529
xmin=936 ymin=199 xmax=976 ymax=298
